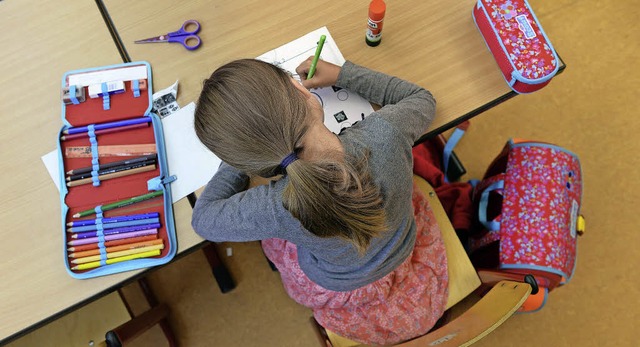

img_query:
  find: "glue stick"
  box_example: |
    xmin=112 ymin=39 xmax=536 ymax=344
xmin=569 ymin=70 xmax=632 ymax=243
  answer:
xmin=365 ymin=0 xmax=386 ymax=47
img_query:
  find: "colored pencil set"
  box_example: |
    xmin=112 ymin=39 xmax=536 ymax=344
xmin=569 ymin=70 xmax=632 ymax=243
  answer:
xmin=59 ymin=63 xmax=176 ymax=278
xmin=67 ymin=211 xmax=165 ymax=270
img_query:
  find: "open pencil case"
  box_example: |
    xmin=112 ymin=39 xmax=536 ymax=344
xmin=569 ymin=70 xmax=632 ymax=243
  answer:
xmin=57 ymin=61 xmax=177 ymax=279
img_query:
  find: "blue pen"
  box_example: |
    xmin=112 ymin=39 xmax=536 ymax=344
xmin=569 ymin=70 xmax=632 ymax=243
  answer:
xmin=68 ymin=218 xmax=160 ymax=233
xmin=67 ymin=212 xmax=160 ymax=227
xmin=72 ymin=223 xmax=162 ymax=239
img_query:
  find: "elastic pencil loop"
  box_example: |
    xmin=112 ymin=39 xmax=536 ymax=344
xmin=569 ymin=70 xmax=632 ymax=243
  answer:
xmin=69 ymin=85 xmax=80 ymax=105
xmin=94 ymin=205 xmax=103 ymax=218
xmin=88 ymin=125 xmax=101 ymax=187
xmin=132 ymin=79 xmax=141 ymax=98
xmin=99 ymin=246 xmax=107 ymax=259
xmin=101 ymin=82 xmax=110 ymax=110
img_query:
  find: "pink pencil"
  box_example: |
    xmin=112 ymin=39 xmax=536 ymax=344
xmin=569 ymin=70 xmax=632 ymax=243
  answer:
xmin=67 ymin=229 xmax=158 ymax=246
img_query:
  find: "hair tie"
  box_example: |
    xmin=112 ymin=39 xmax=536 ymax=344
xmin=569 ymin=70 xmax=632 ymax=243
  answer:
xmin=278 ymin=152 xmax=298 ymax=173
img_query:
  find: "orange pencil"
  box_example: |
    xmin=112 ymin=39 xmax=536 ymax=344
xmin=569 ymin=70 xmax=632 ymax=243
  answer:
xmin=68 ymin=238 xmax=164 ymax=258
xmin=66 ymin=235 xmax=159 ymax=252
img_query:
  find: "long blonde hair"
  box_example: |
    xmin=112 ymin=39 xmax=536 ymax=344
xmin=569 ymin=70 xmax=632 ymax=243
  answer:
xmin=194 ymin=59 xmax=386 ymax=253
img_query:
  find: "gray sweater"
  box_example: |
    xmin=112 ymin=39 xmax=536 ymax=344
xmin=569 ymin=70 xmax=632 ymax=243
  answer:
xmin=192 ymin=61 xmax=436 ymax=291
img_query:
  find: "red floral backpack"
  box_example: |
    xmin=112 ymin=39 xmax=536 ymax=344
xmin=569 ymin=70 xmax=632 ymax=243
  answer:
xmin=468 ymin=139 xmax=585 ymax=312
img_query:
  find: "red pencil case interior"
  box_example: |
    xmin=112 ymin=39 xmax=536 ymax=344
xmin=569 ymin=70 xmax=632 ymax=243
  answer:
xmin=57 ymin=62 xmax=177 ymax=279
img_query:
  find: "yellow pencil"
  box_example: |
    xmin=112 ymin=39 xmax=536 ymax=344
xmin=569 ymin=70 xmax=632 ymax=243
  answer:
xmin=71 ymin=244 xmax=165 ymax=265
xmin=71 ymin=249 xmax=161 ymax=270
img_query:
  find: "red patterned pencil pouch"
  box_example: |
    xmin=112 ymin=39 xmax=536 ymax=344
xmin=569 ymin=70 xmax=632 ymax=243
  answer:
xmin=469 ymin=139 xmax=584 ymax=312
xmin=473 ymin=0 xmax=560 ymax=93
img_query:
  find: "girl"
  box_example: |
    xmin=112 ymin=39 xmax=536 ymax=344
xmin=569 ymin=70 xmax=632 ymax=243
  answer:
xmin=192 ymin=58 xmax=448 ymax=345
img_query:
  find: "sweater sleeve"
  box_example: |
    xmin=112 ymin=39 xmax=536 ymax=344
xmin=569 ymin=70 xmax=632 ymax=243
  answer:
xmin=191 ymin=162 xmax=285 ymax=242
xmin=336 ymin=61 xmax=436 ymax=143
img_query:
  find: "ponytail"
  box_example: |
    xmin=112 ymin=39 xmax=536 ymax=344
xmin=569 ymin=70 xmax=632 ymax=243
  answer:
xmin=282 ymin=153 xmax=387 ymax=254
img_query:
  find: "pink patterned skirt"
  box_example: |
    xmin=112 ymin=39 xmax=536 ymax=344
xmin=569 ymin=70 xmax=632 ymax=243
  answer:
xmin=261 ymin=184 xmax=448 ymax=345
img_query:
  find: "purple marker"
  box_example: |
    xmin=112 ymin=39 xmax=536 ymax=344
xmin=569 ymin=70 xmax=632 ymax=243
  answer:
xmin=67 ymin=229 xmax=158 ymax=246
xmin=72 ymin=223 xmax=161 ymax=239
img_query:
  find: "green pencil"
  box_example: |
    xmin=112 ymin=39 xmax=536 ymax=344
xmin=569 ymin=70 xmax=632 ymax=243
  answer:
xmin=307 ymin=34 xmax=326 ymax=79
xmin=73 ymin=190 xmax=164 ymax=218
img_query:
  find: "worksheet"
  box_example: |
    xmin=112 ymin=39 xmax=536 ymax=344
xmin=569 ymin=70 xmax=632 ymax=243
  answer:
xmin=256 ymin=27 xmax=374 ymax=134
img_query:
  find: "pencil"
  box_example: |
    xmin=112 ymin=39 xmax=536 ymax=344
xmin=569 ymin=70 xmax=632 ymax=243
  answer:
xmin=67 ymin=159 xmax=156 ymax=181
xmin=66 ymin=164 xmax=156 ymax=187
xmin=67 ymin=234 xmax=159 ymax=252
xmin=71 ymin=244 xmax=165 ymax=264
xmin=60 ymin=122 xmax=149 ymax=141
xmin=71 ymin=249 xmax=162 ymax=271
xmin=68 ymin=217 xmax=160 ymax=232
xmin=307 ymin=34 xmax=326 ymax=79
xmin=68 ymin=238 xmax=164 ymax=258
xmin=67 ymin=212 xmax=159 ymax=227
xmin=71 ymin=223 xmax=161 ymax=239
xmin=64 ymin=117 xmax=151 ymax=135
xmin=66 ymin=154 xmax=157 ymax=175
xmin=67 ymin=229 xmax=158 ymax=246
xmin=73 ymin=190 xmax=164 ymax=218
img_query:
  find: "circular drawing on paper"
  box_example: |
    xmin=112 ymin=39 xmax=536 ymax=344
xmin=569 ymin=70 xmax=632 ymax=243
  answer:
xmin=337 ymin=90 xmax=349 ymax=101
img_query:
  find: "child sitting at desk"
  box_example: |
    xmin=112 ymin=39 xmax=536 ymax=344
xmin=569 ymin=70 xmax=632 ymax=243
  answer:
xmin=192 ymin=58 xmax=448 ymax=345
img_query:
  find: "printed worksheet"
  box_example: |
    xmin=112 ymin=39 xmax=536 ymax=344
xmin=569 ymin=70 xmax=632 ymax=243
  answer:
xmin=256 ymin=27 xmax=374 ymax=134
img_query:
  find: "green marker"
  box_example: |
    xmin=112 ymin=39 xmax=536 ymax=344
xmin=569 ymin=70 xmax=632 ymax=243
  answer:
xmin=307 ymin=34 xmax=326 ymax=79
xmin=73 ymin=190 xmax=164 ymax=218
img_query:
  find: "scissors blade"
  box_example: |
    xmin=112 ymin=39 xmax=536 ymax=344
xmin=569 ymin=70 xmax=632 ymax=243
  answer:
xmin=134 ymin=35 xmax=169 ymax=44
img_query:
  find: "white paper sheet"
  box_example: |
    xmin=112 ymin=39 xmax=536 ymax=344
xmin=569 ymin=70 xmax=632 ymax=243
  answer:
xmin=256 ymin=27 xmax=374 ymax=134
xmin=41 ymin=102 xmax=221 ymax=203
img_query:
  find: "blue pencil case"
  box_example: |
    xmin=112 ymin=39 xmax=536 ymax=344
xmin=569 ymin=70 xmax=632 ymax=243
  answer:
xmin=57 ymin=61 xmax=177 ymax=279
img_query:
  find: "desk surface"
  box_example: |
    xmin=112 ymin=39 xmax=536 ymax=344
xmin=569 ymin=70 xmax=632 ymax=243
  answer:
xmin=0 ymin=0 xmax=202 ymax=343
xmin=1 ymin=0 xmax=528 ymax=343
xmin=103 ymin=0 xmax=518 ymax=137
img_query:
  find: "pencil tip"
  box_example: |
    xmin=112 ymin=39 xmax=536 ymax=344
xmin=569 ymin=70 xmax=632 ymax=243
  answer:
xmin=73 ymin=214 xmax=80 ymax=218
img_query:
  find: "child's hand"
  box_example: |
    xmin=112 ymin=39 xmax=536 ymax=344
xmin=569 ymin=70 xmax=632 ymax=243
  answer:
xmin=296 ymin=57 xmax=341 ymax=89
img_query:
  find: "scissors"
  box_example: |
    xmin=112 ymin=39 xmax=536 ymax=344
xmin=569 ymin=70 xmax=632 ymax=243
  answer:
xmin=135 ymin=20 xmax=202 ymax=51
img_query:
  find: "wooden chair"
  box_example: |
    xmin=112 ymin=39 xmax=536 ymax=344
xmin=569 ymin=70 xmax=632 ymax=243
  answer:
xmin=309 ymin=176 xmax=533 ymax=347
xmin=6 ymin=278 xmax=177 ymax=347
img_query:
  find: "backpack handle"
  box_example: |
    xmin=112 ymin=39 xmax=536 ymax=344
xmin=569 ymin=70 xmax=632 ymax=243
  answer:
xmin=478 ymin=180 xmax=504 ymax=231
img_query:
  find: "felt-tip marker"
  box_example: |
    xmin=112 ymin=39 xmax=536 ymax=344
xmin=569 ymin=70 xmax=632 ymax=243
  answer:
xmin=307 ymin=35 xmax=326 ymax=79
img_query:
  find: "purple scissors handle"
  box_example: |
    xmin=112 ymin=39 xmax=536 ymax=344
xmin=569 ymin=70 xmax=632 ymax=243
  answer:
xmin=135 ymin=20 xmax=202 ymax=51
xmin=167 ymin=20 xmax=202 ymax=50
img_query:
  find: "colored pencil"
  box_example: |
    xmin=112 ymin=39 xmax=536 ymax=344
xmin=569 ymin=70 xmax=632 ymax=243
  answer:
xmin=71 ymin=223 xmax=161 ymax=239
xmin=68 ymin=217 xmax=160 ymax=232
xmin=67 ymin=229 xmax=158 ymax=246
xmin=73 ymin=190 xmax=164 ymax=218
xmin=67 ymin=159 xmax=156 ymax=181
xmin=67 ymin=212 xmax=159 ymax=227
xmin=65 ymin=144 xmax=157 ymax=158
xmin=71 ymin=244 xmax=165 ymax=264
xmin=67 ymin=235 xmax=159 ymax=252
xmin=60 ymin=122 xmax=149 ymax=141
xmin=68 ymin=238 xmax=164 ymax=258
xmin=64 ymin=117 xmax=151 ymax=135
xmin=66 ymin=154 xmax=157 ymax=175
xmin=66 ymin=164 xmax=156 ymax=187
xmin=71 ymin=249 xmax=162 ymax=271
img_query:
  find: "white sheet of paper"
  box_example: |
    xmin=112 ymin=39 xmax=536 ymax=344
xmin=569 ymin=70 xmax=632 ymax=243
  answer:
xmin=41 ymin=102 xmax=221 ymax=203
xmin=256 ymin=26 xmax=374 ymax=134
xmin=161 ymin=102 xmax=221 ymax=202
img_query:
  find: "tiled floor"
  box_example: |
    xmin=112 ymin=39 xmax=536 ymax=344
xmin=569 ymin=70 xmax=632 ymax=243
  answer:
xmin=10 ymin=0 xmax=639 ymax=346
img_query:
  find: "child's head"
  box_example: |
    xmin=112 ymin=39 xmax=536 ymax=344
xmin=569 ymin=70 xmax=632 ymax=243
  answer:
xmin=195 ymin=59 xmax=387 ymax=254
xmin=195 ymin=59 xmax=313 ymax=177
